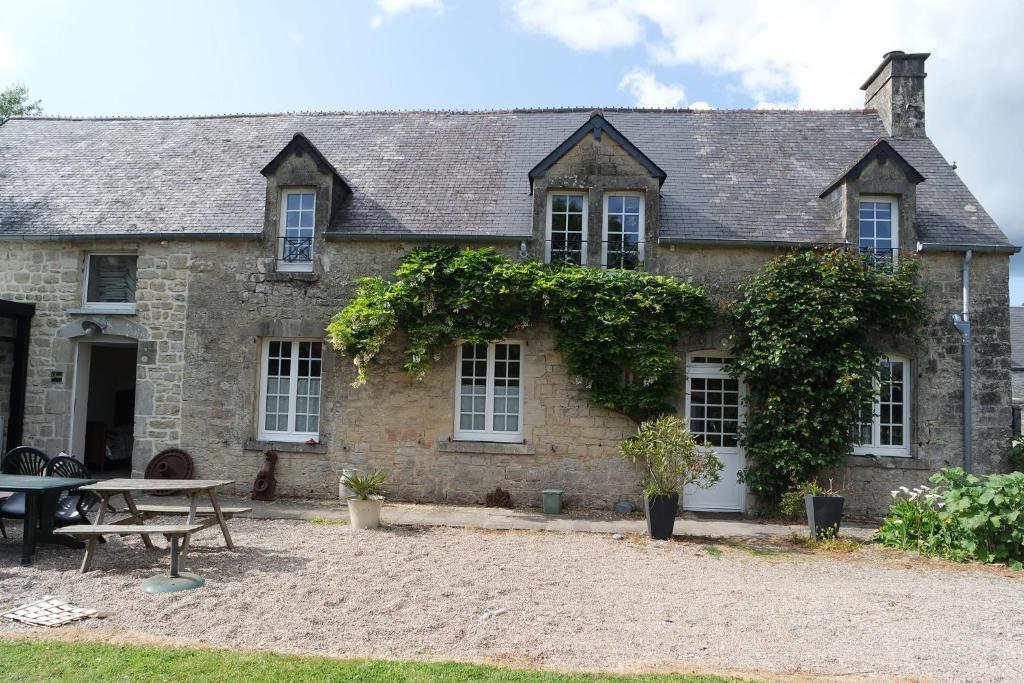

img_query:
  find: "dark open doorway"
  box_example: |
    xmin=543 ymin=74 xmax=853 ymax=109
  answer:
xmin=73 ymin=342 xmax=137 ymax=474
xmin=0 ymin=300 xmax=34 ymax=453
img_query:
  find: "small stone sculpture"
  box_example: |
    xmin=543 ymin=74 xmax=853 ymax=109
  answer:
xmin=252 ymin=450 xmax=278 ymax=501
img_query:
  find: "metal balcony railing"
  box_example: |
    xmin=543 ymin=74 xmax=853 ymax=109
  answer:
xmin=858 ymin=247 xmax=899 ymax=271
xmin=544 ymin=239 xmax=645 ymax=270
xmin=278 ymin=236 xmax=314 ymax=264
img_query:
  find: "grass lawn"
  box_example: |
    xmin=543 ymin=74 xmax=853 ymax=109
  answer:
xmin=0 ymin=639 xmax=755 ymax=683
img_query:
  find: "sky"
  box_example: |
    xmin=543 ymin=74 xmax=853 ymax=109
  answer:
xmin=2 ymin=0 xmax=1022 ymax=300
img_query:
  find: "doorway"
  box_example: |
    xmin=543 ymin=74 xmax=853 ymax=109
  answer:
xmin=683 ymin=351 xmax=746 ymax=512
xmin=71 ymin=341 xmax=137 ymax=474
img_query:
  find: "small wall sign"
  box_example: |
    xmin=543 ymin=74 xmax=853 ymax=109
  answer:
xmin=50 ymin=371 xmax=63 ymax=383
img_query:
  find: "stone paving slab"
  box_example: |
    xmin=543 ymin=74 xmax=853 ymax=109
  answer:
xmin=133 ymin=493 xmax=879 ymax=541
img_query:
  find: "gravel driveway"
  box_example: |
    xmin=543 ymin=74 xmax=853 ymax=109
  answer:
xmin=1 ymin=518 xmax=1022 ymax=682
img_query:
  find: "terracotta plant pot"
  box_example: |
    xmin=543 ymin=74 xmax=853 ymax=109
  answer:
xmin=347 ymin=495 xmax=384 ymax=529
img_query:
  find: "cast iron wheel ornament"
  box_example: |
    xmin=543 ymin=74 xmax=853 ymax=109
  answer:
xmin=144 ymin=448 xmax=195 ymax=496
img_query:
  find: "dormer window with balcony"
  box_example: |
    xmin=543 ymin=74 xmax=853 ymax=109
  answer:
xmin=529 ymin=113 xmax=665 ymax=270
xmin=260 ymin=132 xmax=352 ymax=278
xmin=279 ymin=189 xmax=316 ymax=272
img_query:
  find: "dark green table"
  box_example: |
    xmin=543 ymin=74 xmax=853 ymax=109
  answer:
xmin=0 ymin=474 xmax=98 ymax=565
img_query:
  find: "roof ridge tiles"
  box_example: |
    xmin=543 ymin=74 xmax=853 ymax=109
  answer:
xmin=1 ymin=107 xmax=874 ymax=122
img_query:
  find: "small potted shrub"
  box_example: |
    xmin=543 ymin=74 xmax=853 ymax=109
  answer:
xmin=620 ymin=415 xmax=723 ymax=540
xmin=802 ymin=480 xmax=844 ymax=539
xmin=344 ymin=470 xmax=388 ymax=529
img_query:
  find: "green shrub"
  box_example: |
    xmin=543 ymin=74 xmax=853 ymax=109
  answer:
xmin=778 ymin=480 xmax=834 ymax=519
xmin=875 ymin=468 xmax=1024 ymax=568
xmin=327 ymin=246 xmax=713 ymax=421
xmin=619 ymin=415 xmax=723 ymax=498
xmin=1010 ymin=435 xmax=1024 ymax=471
xmin=729 ymin=248 xmax=927 ymax=505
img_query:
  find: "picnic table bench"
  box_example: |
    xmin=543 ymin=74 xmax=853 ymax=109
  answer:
xmin=55 ymin=478 xmax=243 ymax=573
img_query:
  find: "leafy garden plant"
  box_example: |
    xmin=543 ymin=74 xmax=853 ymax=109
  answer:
xmin=619 ymin=415 xmax=723 ymax=498
xmin=327 ymin=246 xmax=713 ymax=421
xmin=342 ymin=470 xmax=388 ymax=500
xmin=876 ymin=468 xmax=1024 ymax=568
xmin=730 ymin=248 xmax=926 ymax=504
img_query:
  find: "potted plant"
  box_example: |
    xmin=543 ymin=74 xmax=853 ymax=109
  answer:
xmin=620 ymin=415 xmax=723 ymax=539
xmin=344 ymin=470 xmax=388 ymax=529
xmin=802 ymin=480 xmax=844 ymax=539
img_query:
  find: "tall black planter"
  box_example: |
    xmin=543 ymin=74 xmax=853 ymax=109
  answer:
xmin=644 ymin=493 xmax=679 ymax=540
xmin=805 ymin=494 xmax=844 ymax=539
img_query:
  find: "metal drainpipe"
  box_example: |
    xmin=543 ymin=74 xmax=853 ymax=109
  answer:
xmin=951 ymin=249 xmax=973 ymax=473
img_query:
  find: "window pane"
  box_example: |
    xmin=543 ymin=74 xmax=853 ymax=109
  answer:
xmin=458 ymin=343 xmax=488 ymax=432
xmin=87 ymin=255 xmax=138 ymax=304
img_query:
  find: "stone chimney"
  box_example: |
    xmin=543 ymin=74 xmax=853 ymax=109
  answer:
xmin=861 ymin=51 xmax=930 ymax=137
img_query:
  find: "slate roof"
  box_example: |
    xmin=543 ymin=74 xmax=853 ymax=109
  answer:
xmin=0 ymin=108 xmax=1012 ymax=249
xmin=1011 ymin=307 xmax=1024 ymax=370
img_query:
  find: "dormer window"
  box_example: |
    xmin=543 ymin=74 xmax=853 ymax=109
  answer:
xmin=279 ymin=189 xmax=315 ymax=272
xmin=859 ymin=195 xmax=898 ymax=266
xmin=545 ymin=193 xmax=587 ymax=265
xmin=602 ymin=193 xmax=644 ymax=269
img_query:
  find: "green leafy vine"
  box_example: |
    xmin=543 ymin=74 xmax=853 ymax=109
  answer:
xmin=326 ymin=246 xmax=713 ymax=421
xmin=729 ymin=248 xmax=928 ymax=504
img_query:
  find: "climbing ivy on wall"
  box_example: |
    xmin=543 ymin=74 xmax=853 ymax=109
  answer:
xmin=326 ymin=246 xmax=713 ymax=421
xmin=729 ymin=248 xmax=928 ymax=505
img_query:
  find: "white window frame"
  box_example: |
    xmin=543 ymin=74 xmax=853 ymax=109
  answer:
xmin=601 ymin=192 xmax=645 ymax=269
xmin=278 ymin=188 xmax=316 ymax=273
xmin=257 ymin=337 xmax=323 ymax=443
xmin=858 ymin=195 xmax=899 ymax=254
xmin=853 ymin=354 xmax=911 ymax=457
xmin=453 ymin=340 xmax=525 ymax=443
xmin=545 ymin=191 xmax=588 ymax=265
xmin=82 ymin=252 xmax=138 ymax=313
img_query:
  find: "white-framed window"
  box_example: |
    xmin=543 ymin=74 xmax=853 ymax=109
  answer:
xmin=686 ymin=351 xmax=742 ymax=449
xmin=545 ymin=192 xmax=587 ymax=265
xmin=853 ymin=355 xmax=910 ymax=457
xmin=859 ymin=195 xmax=898 ymax=264
xmin=454 ymin=341 xmax=524 ymax=443
xmin=258 ymin=338 xmax=323 ymax=442
xmin=83 ymin=253 xmax=138 ymax=311
xmin=278 ymin=189 xmax=316 ymax=272
xmin=602 ymin=193 xmax=644 ymax=269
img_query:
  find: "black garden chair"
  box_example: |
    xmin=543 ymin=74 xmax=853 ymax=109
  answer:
xmin=0 ymin=446 xmax=50 ymax=539
xmin=44 ymin=456 xmax=106 ymax=536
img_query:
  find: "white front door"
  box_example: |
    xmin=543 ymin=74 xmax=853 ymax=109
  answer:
xmin=683 ymin=354 xmax=746 ymax=512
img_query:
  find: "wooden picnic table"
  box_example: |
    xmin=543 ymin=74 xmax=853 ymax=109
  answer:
xmin=58 ymin=478 xmax=247 ymax=574
xmin=0 ymin=474 xmax=98 ymax=566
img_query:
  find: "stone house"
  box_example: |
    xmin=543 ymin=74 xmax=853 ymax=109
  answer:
xmin=0 ymin=51 xmax=1015 ymax=515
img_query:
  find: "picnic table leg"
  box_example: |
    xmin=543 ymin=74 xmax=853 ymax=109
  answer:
xmin=81 ymin=492 xmax=110 ymax=573
xmin=206 ymin=489 xmax=234 ymax=549
xmin=168 ymin=535 xmax=181 ymax=578
xmin=180 ymin=492 xmax=200 ymax=556
xmin=21 ymin=493 xmax=39 ymax=566
xmin=123 ymin=491 xmax=154 ymax=549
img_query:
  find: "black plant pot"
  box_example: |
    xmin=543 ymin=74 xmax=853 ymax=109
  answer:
xmin=805 ymin=494 xmax=844 ymax=539
xmin=644 ymin=493 xmax=679 ymax=540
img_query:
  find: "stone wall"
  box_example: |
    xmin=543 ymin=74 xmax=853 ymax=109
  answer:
xmin=0 ymin=240 xmax=192 ymax=469
xmin=2 ymin=233 xmax=1013 ymax=515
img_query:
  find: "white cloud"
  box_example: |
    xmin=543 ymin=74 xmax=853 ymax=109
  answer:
xmin=509 ymin=0 xmax=643 ymax=51
xmin=509 ymin=0 xmax=1024 ymax=292
xmin=0 ymin=32 xmax=19 ymax=71
xmin=371 ymin=0 xmax=445 ymax=29
xmin=619 ymin=69 xmax=685 ymax=108
xmin=689 ymin=101 xmax=712 ymax=111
